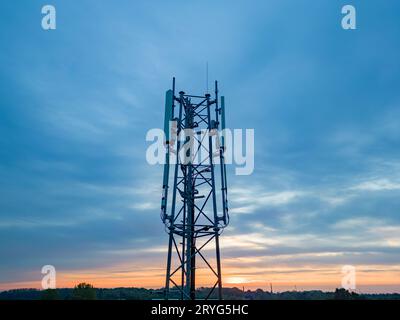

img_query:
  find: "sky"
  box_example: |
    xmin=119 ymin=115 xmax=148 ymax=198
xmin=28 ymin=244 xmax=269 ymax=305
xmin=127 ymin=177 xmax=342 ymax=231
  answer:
xmin=0 ymin=0 xmax=400 ymax=293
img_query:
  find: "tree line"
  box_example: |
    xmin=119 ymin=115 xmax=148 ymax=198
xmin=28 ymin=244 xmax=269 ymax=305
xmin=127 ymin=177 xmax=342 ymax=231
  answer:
xmin=1 ymin=284 xmax=399 ymax=300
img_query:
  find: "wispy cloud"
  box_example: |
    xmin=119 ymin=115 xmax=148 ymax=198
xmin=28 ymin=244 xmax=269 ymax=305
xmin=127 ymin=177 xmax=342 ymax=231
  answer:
xmin=351 ymin=179 xmax=400 ymax=191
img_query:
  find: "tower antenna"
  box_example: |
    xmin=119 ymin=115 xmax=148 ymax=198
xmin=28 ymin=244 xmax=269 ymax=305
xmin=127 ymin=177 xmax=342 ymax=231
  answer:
xmin=161 ymin=78 xmax=229 ymax=300
xmin=206 ymin=61 xmax=209 ymax=94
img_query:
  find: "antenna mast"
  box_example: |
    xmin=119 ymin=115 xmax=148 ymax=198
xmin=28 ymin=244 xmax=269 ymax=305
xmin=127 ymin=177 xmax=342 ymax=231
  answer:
xmin=161 ymin=78 xmax=229 ymax=300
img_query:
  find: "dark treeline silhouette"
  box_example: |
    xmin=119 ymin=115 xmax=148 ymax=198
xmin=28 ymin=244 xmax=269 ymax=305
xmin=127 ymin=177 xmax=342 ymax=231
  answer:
xmin=1 ymin=285 xmax=399 ymax=300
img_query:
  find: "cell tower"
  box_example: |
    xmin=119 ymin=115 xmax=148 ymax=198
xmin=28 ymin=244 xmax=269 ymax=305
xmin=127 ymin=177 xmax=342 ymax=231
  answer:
xmin=160 ymin=78 xmax=229 ymax=300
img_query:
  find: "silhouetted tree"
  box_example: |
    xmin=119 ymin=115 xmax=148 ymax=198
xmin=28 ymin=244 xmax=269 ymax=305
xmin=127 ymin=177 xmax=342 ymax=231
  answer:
xmin=333 ymin=288 xmax=359 ymax=300
xmin=72 ymin=283 xmax=97 ymax=300
xmin=41 ymin=289 xmax=60 ymax=300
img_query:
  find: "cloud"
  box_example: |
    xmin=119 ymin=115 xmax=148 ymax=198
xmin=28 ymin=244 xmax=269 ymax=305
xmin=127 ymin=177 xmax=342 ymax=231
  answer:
xmin=230 ymin=185 xmax=306 ymax=215
xmin=351 ymin=179 xmax=400 ymax=191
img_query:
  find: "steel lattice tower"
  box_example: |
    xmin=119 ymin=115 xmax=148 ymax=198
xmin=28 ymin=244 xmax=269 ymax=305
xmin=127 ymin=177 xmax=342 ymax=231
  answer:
xmin=160 ymin=78 xmax=229 ymax=300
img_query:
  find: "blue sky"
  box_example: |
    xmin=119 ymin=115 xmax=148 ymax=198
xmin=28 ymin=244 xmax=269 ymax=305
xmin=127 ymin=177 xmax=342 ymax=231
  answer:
xmin=0 ymin=0 xmax=400 ymax=292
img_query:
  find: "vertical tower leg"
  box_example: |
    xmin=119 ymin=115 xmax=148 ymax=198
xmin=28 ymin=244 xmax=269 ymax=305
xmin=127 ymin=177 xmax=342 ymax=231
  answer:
xmin=165 ymin=233 xmax=173 ymax=299
xmin=215 ymin=233 xmax=223 ymax=299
